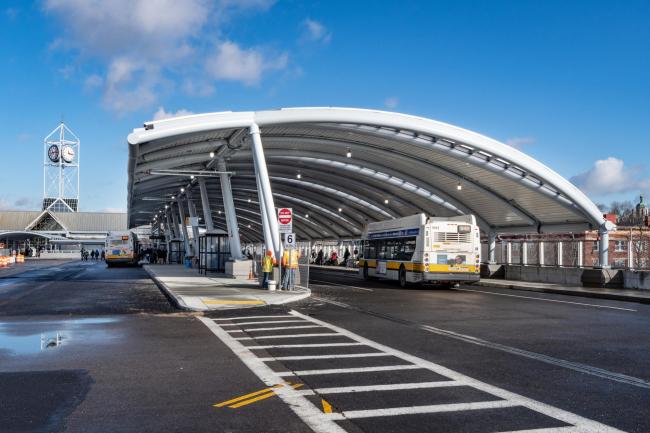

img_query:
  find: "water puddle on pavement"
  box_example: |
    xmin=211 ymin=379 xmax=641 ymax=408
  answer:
xmin=0 ymin=317 xmax=119 ymax=356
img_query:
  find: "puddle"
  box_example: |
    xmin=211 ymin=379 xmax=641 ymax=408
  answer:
xmin=0 ymin=317 xmax=120 ymax=356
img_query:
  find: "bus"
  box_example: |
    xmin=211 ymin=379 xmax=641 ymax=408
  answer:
xmin=358 ymin=214 xmax=481 ymax=287
xmin=105 ymin=231 xmax=140 ymax=267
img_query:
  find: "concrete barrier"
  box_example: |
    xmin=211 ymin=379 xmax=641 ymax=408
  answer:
xmin=623 ymin=270 xmax=650 ymax=290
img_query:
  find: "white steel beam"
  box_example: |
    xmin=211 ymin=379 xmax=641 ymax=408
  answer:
xmin=216 ymin=159 xmax=243 ymax=260
xmin=198 ymin=177 xmax=214 ymax=231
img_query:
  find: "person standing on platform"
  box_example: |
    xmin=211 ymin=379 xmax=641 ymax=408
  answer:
xmin=261 ymin=250 xmax=275 ymax=289
xmin=281 ymin=248 xmax=300 ymax=290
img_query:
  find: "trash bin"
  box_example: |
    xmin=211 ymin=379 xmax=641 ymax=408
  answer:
xmin=268 ymin=280 xmax=277 ymax=291
xmin=184 ymin=257 xmax=192 ymax=268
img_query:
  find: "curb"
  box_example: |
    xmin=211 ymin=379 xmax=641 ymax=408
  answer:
xmin=142 ymin=265 xmax=191 ymax=311
xmin=474 ymin=281 xmax=650 ymax=305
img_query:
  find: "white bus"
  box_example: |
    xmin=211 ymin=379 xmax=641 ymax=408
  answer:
xmin=105 ymin=231 xmax=140 ymax=267
xmin=358 ymin=214 xmax=481 ymax=287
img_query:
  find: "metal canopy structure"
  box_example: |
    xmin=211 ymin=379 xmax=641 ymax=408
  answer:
xmin=127 ymin=107 xmax=611 ymax=264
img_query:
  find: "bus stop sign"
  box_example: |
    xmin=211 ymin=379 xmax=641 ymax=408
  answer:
xmin=277 ymin=208 xmax=293 ymax=234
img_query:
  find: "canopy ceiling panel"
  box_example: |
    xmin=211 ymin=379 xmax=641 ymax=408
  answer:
xmin=127 ymin=108 xmax=604 ymax=238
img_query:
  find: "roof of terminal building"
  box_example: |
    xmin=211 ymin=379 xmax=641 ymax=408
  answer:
xmin=0 ymin=210 xmax=126 ymax=233
xmin=127 ymin=107 xmax=605 ymax=241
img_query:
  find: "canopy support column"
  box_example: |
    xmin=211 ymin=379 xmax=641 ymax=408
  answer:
xmin=599 ymin=224 xmax=609 ymax=268
xmin=176 ymin=197 xmax=191 ymax=257
xmin=217 ymin=159 xmax=243 ymax=260
xmin=170 ymin=205 xmax=181 ymax=240
xmin=186 ymin=192 xmax=200 ymax=257
xmin=256 ymin=173 xmax=274 ymax=253
xmin=488 ymin=231 xmax=496 ymax=264
xmin=198 ymin=177 xmax=214 ymax=231
xmin=249 ymin=124 xmax=281 ymax=262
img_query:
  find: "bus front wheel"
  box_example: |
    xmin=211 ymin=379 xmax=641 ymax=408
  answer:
xmin=398 ymin=266 xmax=407 ymax=288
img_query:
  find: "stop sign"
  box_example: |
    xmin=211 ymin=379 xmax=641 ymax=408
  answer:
xmin=278 ymin=208 xmax=292 ymax=225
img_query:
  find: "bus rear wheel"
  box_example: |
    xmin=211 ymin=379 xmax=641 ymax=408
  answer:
xmin=398 ymin=266 xmax=407 ymax=288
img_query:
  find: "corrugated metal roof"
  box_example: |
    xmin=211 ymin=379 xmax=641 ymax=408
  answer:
xmin=0 ymin=211 xmax=42 ymax=230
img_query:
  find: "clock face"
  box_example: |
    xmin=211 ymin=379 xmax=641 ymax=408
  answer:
xmin=48 ymin=145 xmax=60 ymax=162
xmin=61 ymin=145 xmax=75 ymax=163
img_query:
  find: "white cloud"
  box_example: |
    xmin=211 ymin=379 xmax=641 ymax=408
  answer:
xmin=98 ymin=207 xmax=126 ymax=213
xmin=384 ymin=97 xmax=399 ymax=109
xmin=504 ymin=136 xmax=535 ymax=149
xmin=570 ymin=157 xmax=650 ymax=196
xmin=44 ymin=0 xmax=285 ymax=113
xmin=153 ymin=107 xmax=194 ymax=120
xmin=206 ymin=41 xmax=288 ymax=86
xmin=302 ymin=19 xmax=331 ymax=44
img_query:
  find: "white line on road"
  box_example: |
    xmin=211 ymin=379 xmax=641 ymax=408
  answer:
xmin=290 ymin=310 xmax=624 ymax=432
xmin=258 ymin=353 xmax=390 ymax=361
xmin=220 ymin=320 xmax=307 ymax=326
xmin=496 ymin=427 xmax=580 ymax=433
xmin=452 ymin=287 xmax=637 ymax=312
xmin=311 ymin=279 xmax=374 ymax=291
xmin=234 ymin=333 xmax=341 ymax=340
xmin=248 ymin=343 xmax=364 ymax=349
xmin=311 ymin=381 xmax=463 ymax=394
xmin=230 ymin=325 xmax=322 ymax=332
xmin=276 ymin=364 xmax=422 ymax=377
xmin=340 ymin=400 xmax=518 ymax=419
xmin=311 ymin=295 xmax=650 ymax=390
xmin=213 ymin=315 xmax=294 ymax=321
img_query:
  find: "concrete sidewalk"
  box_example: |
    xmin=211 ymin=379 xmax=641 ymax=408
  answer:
xmin=475 ymin=278 xmax=650 ymax=304
xmin=143 ymin=264 xmax=310 ymax=311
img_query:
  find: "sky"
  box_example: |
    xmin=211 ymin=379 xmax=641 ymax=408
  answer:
xmin=0 ymin=0 xmax=648 ymax=212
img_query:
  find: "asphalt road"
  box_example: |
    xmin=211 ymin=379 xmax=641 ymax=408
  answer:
xmin=1 ymin=262 xmax=648 ymax=433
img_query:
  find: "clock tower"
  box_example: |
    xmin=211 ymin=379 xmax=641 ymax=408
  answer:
xmin=42 ymin=122 xmax=80 ymax=212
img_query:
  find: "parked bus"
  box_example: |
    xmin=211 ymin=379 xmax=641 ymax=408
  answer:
xmin=358 ymin=214 xmax=480 ymax=287
xmin=105 ymin=231 xmax=140 ymax=267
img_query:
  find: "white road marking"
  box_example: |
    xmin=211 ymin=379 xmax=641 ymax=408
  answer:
xmin=340 ymin=400 xmax=518 ymax=419
xmin=312 ymin=295 xmax=650 ymax=390
xmin=289 ymin=310 xmax=624 ymax=432
xmin=496 ymin=427 xmax=580 ymax=433
xmin=234 ymin=333 xmax=341 ymax=340
xmin=248 ymin=343 xmax=364 ymax=350
xmin=311 ymin=279 xmax=374 ymax=292
xmin=276 ymin=365 xmax=422 ymax=377
xmin=213 ymin=315 xmax=294 ymax=321
xmin=453 ymin=287 xmax=637 ymax=312
xmin=220 ymin=320 xmax=307 ymax=326
xmin=311 ymin=381 xmax=463 ymax=394
xmin=258 ymin=353 xmax=390 ymax=361
xmin=198 ymin=317 xmax=347 ymax=433
xmin=229 ymin=325 xmax=322 ymax=332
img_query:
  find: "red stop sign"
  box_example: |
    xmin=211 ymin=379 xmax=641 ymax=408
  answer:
xmin=278 ymin=208 xmax=292 ymax=225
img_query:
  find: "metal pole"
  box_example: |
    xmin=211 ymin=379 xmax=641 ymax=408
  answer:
xmin=186 ymin=192 xmax=200 ymax=257
xmin=538 ymin=241 xmax=545 ymax=266
xmin=577 ymin=240 xmax=584 ymax=267
xmin=628 ymin=228 xmax=634 ymax=270
xmin=256 ymin=173 xmax=274 ymax=253
xmin=557 ymin=241 xmax=563 ymax=267
xmin=599 ymin=224 xmax=609 ymax=268
xmin=521 ymin=241 xmax=528 ymax=265
xmin=249 ymin=124 xmax=281 ymax=262
xmin=170 ymin=206 xmax=181 ymax=239
xmin=176 ymin=198 xmax=191 ymax=258
xmin=217 ymin=159 xmax=243 ymax=260
xmin=198 ymin=177 xmax=214 ymax=231
xmin=488 ymin=231 xmax=496 ymax=264
xmin=506 ymin=242 xmax=512 ymax=265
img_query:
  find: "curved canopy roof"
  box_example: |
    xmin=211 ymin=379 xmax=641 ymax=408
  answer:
xmin=127 ymin=107 xmax=604 ymax=241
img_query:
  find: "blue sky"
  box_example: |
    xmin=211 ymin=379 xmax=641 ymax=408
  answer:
xmin=1 ymin=0 xmax=648 ymax=212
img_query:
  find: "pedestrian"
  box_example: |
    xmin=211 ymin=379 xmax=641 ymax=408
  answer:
xmin=90 ymin=250 xmax=96 ymax=261
xmin=316 ymin=249 xmax=324 ymax=265
xmin=100 ymin=250 xmax=105 ymax=261
xmin=95 ymin=249 xmax=100 ymax=261
xmin=80 ymin=248 xmax=85 ymax=261
xmin=151 ymin=250 xmax=158 ymax=264
xmin=261 ymin=250 xmax=275 ymax=289
xmin=343 ymin=247 xmax=351 ymax=266
xmin=281 ymin=248 xmax=300 ymax=290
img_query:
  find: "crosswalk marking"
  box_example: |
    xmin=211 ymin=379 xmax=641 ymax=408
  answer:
xmin=220 ymin=320 xmax=307 ymax=326
xmin=213 ymin=315 xmax=294 ymax=321
xmin=339 ymin=400 xmax=518 ymax=419
xmin=276 ymin=364 xmax=422 ymax=377
xmin=257 ymin=353 xmax=390 ymax=361
xmin=229 ymin=325 xmax=322 ymax=332
xmin=201 ymin=311 xmax=624 ymax=433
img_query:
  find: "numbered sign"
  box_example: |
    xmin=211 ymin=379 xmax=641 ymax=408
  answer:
xmin=284 ymin=233 xmax=296 ymax=248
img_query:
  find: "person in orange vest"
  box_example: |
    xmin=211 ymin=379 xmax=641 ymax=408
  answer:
xmin=261 ymin=250 xmax=275 ymax=289
xmin=281 ymin=248 xmax=300 ymax=290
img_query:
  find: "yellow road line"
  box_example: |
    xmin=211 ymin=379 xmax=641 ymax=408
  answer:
xmin=321 ymin=398 xmax=333 ymax=413
xmin=213 ymin=384 xmax=283 ymax=407
xmin=203 ymin=299 xmax=266 ymax=305
xmin=228 ymin=383 xmax=303 ymax=408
